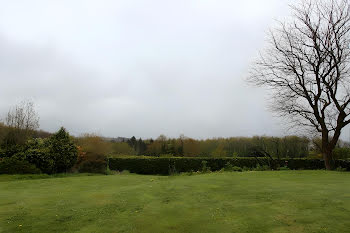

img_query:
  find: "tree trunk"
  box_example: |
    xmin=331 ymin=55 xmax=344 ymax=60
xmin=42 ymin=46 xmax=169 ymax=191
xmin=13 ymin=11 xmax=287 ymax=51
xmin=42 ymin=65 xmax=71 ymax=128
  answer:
xmin=322 ymin=144 xmax=335 ymax=170
xmin=321 ymin=131 xmax=334 ymax=170
xmin=323 ymin=151 xmax=332 ymax=170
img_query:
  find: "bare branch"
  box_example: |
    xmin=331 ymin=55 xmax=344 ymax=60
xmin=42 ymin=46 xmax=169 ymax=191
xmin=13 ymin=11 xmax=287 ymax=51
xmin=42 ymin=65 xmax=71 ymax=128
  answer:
xmin=248 ymin=0 xmax=350 ymax=169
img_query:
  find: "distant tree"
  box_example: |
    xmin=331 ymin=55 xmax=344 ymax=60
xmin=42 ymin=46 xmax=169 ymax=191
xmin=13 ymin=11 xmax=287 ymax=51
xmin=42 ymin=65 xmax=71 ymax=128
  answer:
xmin=157 ymin=135 xmax=168 ymax=154
xmin=0 ymin=122 xmax=9 ymax=147
xmin=249 ymin=0 xmax=350 ymax=169
xmin=333 ymin=147 xmax=350 ymax=159
xmin=33 ymin=130 xmax=52 ymax=139
xmin=145 ymin=140 xmax=162 ymax=156
xmin=76 ymin=133 xmax=113 ymax=156
xmin=212 ymin=142 xmax=227 ymax=157
xmin=136 ymin=138 xmax=147 ymax=155
xmin=5 ymin=100 xmax=39 ymax=131
xmin=4 ymin=100 xmax=39 ymax=146
xmin=111 ymin=142 xmax=136 ymax=155
xmin=127 ymin=136 xmax=137 ymax=150
xmin=183 ymin=138 xmax=200 ymax=157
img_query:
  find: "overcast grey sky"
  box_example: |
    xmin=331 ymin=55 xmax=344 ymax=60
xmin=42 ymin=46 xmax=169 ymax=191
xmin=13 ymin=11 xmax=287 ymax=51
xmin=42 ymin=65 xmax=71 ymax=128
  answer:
xmin=0 ymin=0 xmax=305 ymax=139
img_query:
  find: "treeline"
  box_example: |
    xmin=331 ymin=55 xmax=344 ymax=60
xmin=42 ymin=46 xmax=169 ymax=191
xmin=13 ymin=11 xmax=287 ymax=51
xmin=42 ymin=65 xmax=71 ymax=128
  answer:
xmin=142 ymin=135 xmax=310 ymax=158
xmin=2 ymin=100 xmax=350 ymax=175
xmin=2 ymin=121 xmax=350 ymax=160
xmin=78 ymin=134 xmax=349 ymax=159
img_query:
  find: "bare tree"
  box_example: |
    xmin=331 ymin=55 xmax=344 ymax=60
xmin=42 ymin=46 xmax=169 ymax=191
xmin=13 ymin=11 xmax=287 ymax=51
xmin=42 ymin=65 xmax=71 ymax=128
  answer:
xmin=249 ymin=0 xmax=350 ymax=169
xmin=5 ymin=100 xmax=39 ymax=144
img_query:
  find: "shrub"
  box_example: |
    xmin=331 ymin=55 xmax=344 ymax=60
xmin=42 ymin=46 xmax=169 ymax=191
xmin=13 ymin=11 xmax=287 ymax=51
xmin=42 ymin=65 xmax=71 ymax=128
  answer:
xmin=19 ymin=138 xmax=54 ymax=174
xmin=201 ymin=160 xmax=211 ymax=173
xmin=223 ymin=162 xmax=242 ymax=172
xmin=333 ymin=148 xmax=350 ymax=159
xmin=76 ymin=153 xmax=107 ymax=174
xmin=12 ymin=128 xmax=78 ymax=174
xmin=224 ymin=162 xmax=234 ymax=171
xmin=0 ymin=157 xmax=41 ymax=174
xmin=48 ymin=127 xmax=78 ymax=173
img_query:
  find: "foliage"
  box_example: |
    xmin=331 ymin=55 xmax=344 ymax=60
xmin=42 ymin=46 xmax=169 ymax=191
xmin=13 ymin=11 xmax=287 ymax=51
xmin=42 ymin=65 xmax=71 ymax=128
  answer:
xmin=12 ymin=128 xmax=78 ymax=174
xmin=75 ymin=135 xmax=137 ymax=157
xmin=201 ymin=160 xmax=211 ymax=173
xmin=111 ymin=142 xmax=136 ymax=155
xmin=75 ymin=134 xmax=113 ymax=156
xmin=224 ymin=162 xmax=234 ymax=171
xmin=127 ymin=136 xmax=147 ymax=155
xmin=143 ymin=135 xmax=310 ymax=158
xmin=19 ymin=138 xmax=54 ymax=174
xmin=223 ymin=162 xmax=242 ymax=172
xmin=0 ymin=126 xmax=78 ymax=174
xmin=76 ymin=152 xmax=107 ymax=174
xmin=4 ymin=100 xmax=39 ymax=146
xmin=109 ymin=157 xmax=350 ymax=175
xmin=333 ymin=147 xmax=350 ymax=159
xmin=48 ymin=127 xmax=78 ymax=173
xmin=0 ymin=157 xmax=41 ymax=174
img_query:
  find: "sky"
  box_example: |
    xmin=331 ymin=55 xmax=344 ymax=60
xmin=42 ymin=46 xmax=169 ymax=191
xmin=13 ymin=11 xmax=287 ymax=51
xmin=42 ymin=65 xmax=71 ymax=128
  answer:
xmin=0 ymin=0 xmax=317 ymax=139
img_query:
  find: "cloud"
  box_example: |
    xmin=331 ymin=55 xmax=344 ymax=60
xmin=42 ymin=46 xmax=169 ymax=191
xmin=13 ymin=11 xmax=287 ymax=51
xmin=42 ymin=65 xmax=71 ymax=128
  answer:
xmin=0 ymin=0 xmax=290 ymax=139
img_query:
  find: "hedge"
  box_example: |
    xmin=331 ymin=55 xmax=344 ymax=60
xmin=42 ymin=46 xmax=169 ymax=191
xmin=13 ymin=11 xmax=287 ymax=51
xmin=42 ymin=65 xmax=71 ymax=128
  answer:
xmin=108 ymin=157 xmax=350 ymax=175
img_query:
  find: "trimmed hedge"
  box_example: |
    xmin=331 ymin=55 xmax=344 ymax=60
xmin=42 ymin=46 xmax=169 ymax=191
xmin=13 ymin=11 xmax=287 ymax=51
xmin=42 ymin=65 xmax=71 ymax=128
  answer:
xmin=108 ymin=157 xmax=350 ymax=175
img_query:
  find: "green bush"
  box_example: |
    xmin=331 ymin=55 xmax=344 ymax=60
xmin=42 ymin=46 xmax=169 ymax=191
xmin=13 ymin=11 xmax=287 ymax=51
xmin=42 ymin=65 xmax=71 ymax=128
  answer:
xmin=223 ymin=162 xmax=242 ymax=172
xmin=12 ymin=128 xmax=78 ymax=174
xmin=108 ymin=157 xmax=350 ymax=175
xmin=48 ymin=127 xmax=78 ymax=173
xmin=0 ymin=157 xmax=41 ymax=174
xmin=333 ymin=148 xmax=350 ymax=159
xmin=19 ymin=138 xmax=54 ymax=174
xmin=224 ymin=162 xmax=234 ymax=171
xmin=201 ymin=160 xmax=211 ymax=173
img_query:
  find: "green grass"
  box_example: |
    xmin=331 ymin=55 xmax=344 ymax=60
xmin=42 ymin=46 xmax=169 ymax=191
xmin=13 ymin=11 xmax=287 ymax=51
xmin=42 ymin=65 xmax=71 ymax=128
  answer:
xmin=0 ymin=171 xmax=349 ymax=233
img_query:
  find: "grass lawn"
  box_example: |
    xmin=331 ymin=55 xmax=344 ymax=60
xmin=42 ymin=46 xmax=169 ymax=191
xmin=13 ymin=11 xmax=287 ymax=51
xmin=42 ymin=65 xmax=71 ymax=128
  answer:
xmin=0 ymin=171 xmax=350 ymax=233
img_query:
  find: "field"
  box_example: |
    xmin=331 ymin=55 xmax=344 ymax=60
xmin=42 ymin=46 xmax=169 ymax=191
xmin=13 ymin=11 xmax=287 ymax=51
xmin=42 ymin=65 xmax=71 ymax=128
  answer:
xmin=1 ymin=171 xmax=350 ymax=233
